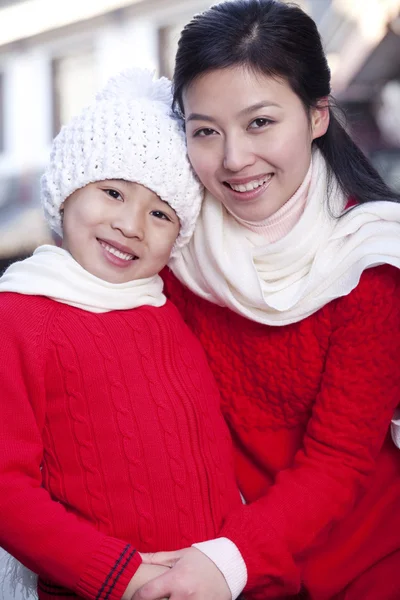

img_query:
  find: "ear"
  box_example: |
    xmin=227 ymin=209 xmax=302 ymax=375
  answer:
xmin=311 ymin=98 xmax=330 ymax=140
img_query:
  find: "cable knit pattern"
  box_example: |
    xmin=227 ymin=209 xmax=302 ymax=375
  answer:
xmin=163 ymin=264 xmax=400 ymax=600
xmin=0 ymin=294 xmax=242 ymax=600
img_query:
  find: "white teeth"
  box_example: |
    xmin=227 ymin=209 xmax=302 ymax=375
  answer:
xmin=100 ymin=241 xmax=135 ymax=261
xmin=229 ymin=174 xmax=272 ymax=192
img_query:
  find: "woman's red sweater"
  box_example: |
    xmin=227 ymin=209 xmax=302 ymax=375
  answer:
xmin=163 ymin=264 xmax=400 ymax=600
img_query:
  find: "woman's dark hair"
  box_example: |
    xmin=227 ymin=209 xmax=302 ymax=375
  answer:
xmin=173 ymin=0 xmax=399 ymax=206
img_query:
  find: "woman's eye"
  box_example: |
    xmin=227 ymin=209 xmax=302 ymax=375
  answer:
xmin=104 ymin=189 xmax=122 ymax=200
xmin=193 ymin=128 xmax=217 ymax=137
xmin=151 ymin=210 xmax=170 ymax=221
xmin=248 ymin=118 xmax=272 ymax=130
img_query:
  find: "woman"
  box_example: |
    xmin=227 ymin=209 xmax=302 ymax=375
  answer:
xmin=134 ymin=1 xmax=400 ymax=599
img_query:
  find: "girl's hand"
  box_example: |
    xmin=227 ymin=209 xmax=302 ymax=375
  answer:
xmin=122 ymin=564 xmax=170 ymax=600
xmin=133 ymin=547 xmax=231 ymax=600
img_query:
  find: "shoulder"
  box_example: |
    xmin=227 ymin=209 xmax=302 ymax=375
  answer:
xmin=0 ymin=293 xmax=59 ymax=337
xmin=341 ymin=264 xmax=399 ymax=305
xmin=330 ymin=264 xmax=400 ymax=329
xmin=0 ymin=291 xmax=55 ymax=312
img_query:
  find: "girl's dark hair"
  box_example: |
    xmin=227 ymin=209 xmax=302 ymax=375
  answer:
xmin=173 ymin=0 xmax=399 ymax=206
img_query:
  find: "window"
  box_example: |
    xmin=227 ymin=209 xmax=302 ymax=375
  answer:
xmin=51 ymin=49 xmax=97 ymax=136
xmin=158 ymin=24 xmax=185 ymax=79
xmin=0 ymin=72 xmax=4 ymax=153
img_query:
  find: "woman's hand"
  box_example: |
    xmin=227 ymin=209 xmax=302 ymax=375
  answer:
xmin=122 ymin=564 xmax=170 ymax=600
xmin=133 ymin=547 xmax=232 ymax=600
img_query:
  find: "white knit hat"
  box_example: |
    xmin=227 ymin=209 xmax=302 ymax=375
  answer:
xmin=41 ymin=68 xmax=203 ymax=252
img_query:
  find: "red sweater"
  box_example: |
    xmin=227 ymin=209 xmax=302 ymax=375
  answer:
xmin=163 ymin=264 xmax=400 ymax=599
xmin=0 ymin=294 xmax=242 ymax=600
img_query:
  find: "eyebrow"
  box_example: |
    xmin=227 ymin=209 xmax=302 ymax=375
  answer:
xmin=186 ymin=101 xmax=281 ymax=123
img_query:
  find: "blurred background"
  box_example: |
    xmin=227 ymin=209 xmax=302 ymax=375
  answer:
xmin=0 ymin=0 xmax=399 ymax=272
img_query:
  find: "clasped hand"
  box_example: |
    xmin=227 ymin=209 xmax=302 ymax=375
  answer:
xmin=132 ymin=547 xmax=232 ymax=600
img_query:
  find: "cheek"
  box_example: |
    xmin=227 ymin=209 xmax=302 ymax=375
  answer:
xmin=187 ymin=143 xmax=216 ymax=180
xmin=151 ymin=226 xmax=179 ymax=257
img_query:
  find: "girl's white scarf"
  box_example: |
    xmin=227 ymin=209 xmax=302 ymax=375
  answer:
xmin=170 ymin=149 xmax=400 ymax=326
xmin=0 ymin=244 xmax=166 ymax=598
xmin=0 ymin=244 xmax=166 ymax=312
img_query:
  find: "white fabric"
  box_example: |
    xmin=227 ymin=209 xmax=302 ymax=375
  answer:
xmin=233 ymin=159 xmax=311 ymax=241
xmin=0 ymin=548 xmax=37 ymax=600
xmin=391 ymin=409 xmax=400 ymax=449
xmin=193 ymin=538 xmax=247 ymax=599
xmin=170 ymin=149 xmax=400 ymax=326
xmin=41 ymin=68 xmax=203 ymax=253
xmin=0 ymin=245 xmax=166 ymax=312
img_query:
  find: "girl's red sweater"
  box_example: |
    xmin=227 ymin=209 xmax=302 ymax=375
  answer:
xmin=163 ymin=264 xmax=400 ymax=600
xmin=0 ymin=294 xmax=241 ymax=600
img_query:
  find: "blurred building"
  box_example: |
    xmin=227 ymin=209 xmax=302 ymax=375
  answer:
xmin=315 ymin=0 xmax=400 ymax=191
xmin=0 ymin=0 xmax=399 ymax=266
xmin=0 ymin=0 xmax=213 ymax=268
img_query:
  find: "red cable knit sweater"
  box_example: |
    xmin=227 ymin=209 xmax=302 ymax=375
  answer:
xmin=163 ymin=264 xmax=400 ymax=600
xmin=0 ymin=294 xmax=242 ymax=600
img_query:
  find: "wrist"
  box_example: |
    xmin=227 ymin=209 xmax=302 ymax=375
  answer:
xmin=192 ymin=538 xmax=247 ymax=599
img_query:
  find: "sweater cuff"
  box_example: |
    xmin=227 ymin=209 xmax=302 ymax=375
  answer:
xmin=192 ymin=538 xmax=247 ymax=600
xmin=76 ymin=537 xmax=142 ymax=600
xmin=391 ymin=408 xmax=400 ymax=449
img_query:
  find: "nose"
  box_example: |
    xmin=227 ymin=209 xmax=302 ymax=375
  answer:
xmin=112 ymin=204 xmax=145 ymax=240
xmin=223 ymin=135 xmax=255 ymax=172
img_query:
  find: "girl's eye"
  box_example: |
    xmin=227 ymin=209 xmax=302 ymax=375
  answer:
xmin=193 ymin=127 xmax=218 ymax=137
xmin=248 ymin=118 xmax=272 ymax=130
xmin=104 ymin=189 xmax=122 ymax=200
xmin=151 ymin=210 xmax=171 ymax=221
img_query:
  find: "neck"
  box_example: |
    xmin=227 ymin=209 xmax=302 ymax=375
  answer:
xmin=233 ymin=160 xmax=312 ymax=242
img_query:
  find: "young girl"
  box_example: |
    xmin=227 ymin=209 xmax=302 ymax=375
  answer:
xmin=133 ymin=2 xmax=400 ymax=600
xmin=0 ymin=69 xmax=244 ymax=600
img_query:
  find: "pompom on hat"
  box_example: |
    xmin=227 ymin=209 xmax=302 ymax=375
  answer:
xmin=41 ymin=68 xmax=203 ymax=253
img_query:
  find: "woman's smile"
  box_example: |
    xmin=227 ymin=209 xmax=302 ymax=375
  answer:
xmin=223 ymin=173 xmax=274 ymax=202
xmin=184 ymin=66 xmax=327 ymax=222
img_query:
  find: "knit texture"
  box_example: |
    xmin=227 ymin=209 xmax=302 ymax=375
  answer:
xmin=41 ymin=69 xmax=203 ymax=253
xmin=0 ymin=295 xmax=241 ymax=600
xmin=163 ymin=264 xmax=400 ymax=600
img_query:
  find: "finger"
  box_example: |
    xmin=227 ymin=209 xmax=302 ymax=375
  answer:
xmin=139 ymin=553 xmax=157 ymax=564
xmin=132 ymin=572 xmax=172 ymax=600
xmin=141 ymin=550 xmax=182 ymax=568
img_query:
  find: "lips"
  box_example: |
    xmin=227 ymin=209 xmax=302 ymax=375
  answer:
xmin=225 ymin=174 xmax=273 ymax=193
xmin=97 ymin=239 xmax=139 ymax=262
xmin=223 ymin=173 xmax=274 ymax=202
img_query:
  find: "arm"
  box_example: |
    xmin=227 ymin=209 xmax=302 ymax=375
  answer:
xmin=218 ymin=265 xmax=400 ymax=595
xmin=136 ymin=265 xmax=400 ymax=598
xmin=0 ymin=297 xmax=146 ymax=600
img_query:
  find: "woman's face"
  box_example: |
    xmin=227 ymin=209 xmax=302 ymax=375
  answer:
xmin=183 ymin=66 xmax=328 ymax=221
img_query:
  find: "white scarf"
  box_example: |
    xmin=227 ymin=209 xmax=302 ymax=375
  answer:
xmin=170 ymin=150 xmax=400 ymax=449
xmin=170 ymin=149 xmax=400 ymax=326
xmin=0 ymin=245 xmax=166 ymax=312
xmin=0 ymin=244 xmax=166 ymax=597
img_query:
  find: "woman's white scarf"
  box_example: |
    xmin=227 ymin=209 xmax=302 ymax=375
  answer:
xmin=169 ymin=149 xmax=400 ymax=448
xmin=170 ymin=149 xmax=400 ymax=326
xmin=0 ymin=244 xmax=166 ymax=312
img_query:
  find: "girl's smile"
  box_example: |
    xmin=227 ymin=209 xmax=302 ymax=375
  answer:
xmin=98 ymin=238 xmax=139 ymax=267
xmin=61 ymin=180 xmax=180 ymax=284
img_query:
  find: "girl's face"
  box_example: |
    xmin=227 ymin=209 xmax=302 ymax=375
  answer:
xmin=62 ymin=180 xmax=180 ymax=283
xmin=183 ymin=66 xmax=329 ymax=222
